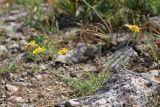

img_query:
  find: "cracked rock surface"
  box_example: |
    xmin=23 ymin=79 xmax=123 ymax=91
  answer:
xmin=56 ymin=47 xmax=160 ymax=107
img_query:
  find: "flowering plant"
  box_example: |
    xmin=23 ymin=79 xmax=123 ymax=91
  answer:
xmin=58 ymin=48 xmax=69 ymax=55
xmin=125 ymin=24 xmax=141 ymax=33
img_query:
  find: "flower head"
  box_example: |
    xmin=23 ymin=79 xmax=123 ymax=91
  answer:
xmin=58 ymin=48 xmax=69 ymax=55
xmin=25 ymin=40 xmax=38 ymax=49
xmin=33 ymin=47 xmax=46 ymax=55
xmin=125 ymin=24 xmax=141 ymax=33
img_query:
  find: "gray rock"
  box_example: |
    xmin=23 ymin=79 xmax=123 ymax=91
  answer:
xmin=65 ymin=99 xmax=81 ymax=106
xmin=10 ymin=32 xmax=25 ymax=40
xmin=103 ymin=47 xmax=138 ymax=72
xmin=0 ymin=98 xmax=4 ymax=104
xmin=35 ymin=74 xmax=42 ymax=80
xmin=55 ymin=43 xmax=100 ymax=64
xmin=11 ymin=82 xmax=33 ymax=87
xmin=15 ymin=53 xmax=26 ymax=61
xmin=2 ymin=9 xmax=27 ymax=22
xmin=0 ymin=45 xmax=8 ymax=55
xmin=55 ymin=55 xmax=68 ymax=64
xmin=55 ymin=43 xmax=87 ymax=64
xmin=83 ymin=64 xmax=97 ymax=72
xmin=3 ymin=15 xmax=19 ymax=22
xmin=62 ymin=27 xmax=79 ymax=38
xmin=8 ymin=43 xmax=20 ymax=52
xmin=146 ymin=16 xmax=160 ymax=33
xmin=5 ymin=73 xmax=18 ymax=81
xmin=112 ymin=33 xmax=130 ymax=43
xmin=6 ymin=22 xmax=22 ymax=32
xmin=56 ymin=47 xmax=160 ymax=107
xmin=9 ymin=96 xmax=24 ymax=103
xmin=6 ymin=84 xmax=18 ymax=93
xmin=141 ymin=70 xmax=160 ymax=83
xmin=1 ymin=23 xmax=24 ymax=40
xmin=22 ymin=104 xmax=34 ymax=107
xmin=39 ymin=63 xmax=47 ymax=71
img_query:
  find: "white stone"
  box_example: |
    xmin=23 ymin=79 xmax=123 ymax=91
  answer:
xmin=0 ymin=45 xmax=8 ymax=55
xmin=39 ymin=64 xmax=47 ymax=71
xmin=9 ymin=96 xmax=24 ymax=103
xmin=6 ymin=84 xmax=18 ymax=93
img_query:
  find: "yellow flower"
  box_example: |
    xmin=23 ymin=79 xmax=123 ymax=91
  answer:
xmin=33 ymin=47 xmax=46 ymax=55
xmin=25 ymin=40 xmax=38 ymax=49
xmin=125 ymin=24 xmax=141 ymax=33
xmin=58 ymin=48 xmax=69 ymax=55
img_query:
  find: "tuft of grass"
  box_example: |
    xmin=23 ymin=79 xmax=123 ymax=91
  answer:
xmin=16 ymin=0 xmax=58 ymax=34
xmin=24 ymin=13 xmax=58 ymax=35
xmin=68 ymin=71 xmax=110 ymax=96
xmin=0 ymin=62 xmax=18 ymax=74
xmin=153 ymin=91 xmax=159 ymax=107
xmin=16 ymin=0 xmax=44 ymax=8
xmin=145 ymin=35 xmax=159 ymax=61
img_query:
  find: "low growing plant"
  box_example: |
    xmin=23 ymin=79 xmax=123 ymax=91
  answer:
xmin=68 ymin=71 xmax=109 ymax=96
xmin=0 ymin=61 xmax=18 ymax=74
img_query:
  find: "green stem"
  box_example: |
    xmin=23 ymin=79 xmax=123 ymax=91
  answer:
xmin=81 ymin=0 xmax=112 ymax=35
xmin=64 ymin=55 xmax=80 ymax=71
xmin=38 ymin=54 xmax=63 ymax=79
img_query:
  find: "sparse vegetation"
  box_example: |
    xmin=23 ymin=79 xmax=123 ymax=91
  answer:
xmin=0 ymin=62 xmax=18 ymax=74
xmin=68 ymin=71 xmax=109 ymax=96
xmin=0 ymin=0 xmax=160 ymax=106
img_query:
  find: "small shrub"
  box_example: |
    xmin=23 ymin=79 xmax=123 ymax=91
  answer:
xmin=25 ymin=35 xmax=58 ymax=61
xmin=0 ymin=62 xmax=18 ymax=74
xmin=68 ymin=72 xmax=109 ymax=96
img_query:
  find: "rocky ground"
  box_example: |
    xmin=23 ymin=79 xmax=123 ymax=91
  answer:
xmin=0 ymin=4 xmax=108 ymax=107
xmin=0 ymin=5 xmax=75 ymax=107
xmin=0 ymin=3 xmax=160 ymax=107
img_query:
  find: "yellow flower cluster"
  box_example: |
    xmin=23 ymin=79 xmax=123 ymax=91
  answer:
xmin=25 ymin=40 xmax=46 ymax=55
xmin=125 ymin=24 xmax=141 ymax=33
xmin=33 ymin=47 xmax=46 ymax=55
xmin=58 ymin=48 xmax=69 ymax=55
